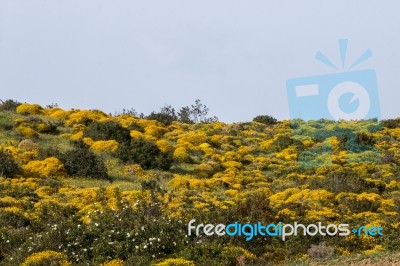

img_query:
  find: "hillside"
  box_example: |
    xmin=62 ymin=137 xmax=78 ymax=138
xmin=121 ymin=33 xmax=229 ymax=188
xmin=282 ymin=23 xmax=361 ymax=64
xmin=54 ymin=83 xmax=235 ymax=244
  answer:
xmin=0 ymin=101 xmax=399 ymax=265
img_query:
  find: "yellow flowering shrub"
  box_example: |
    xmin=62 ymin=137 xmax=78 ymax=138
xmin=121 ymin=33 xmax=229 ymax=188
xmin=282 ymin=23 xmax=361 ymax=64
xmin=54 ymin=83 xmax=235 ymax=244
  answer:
xmin=198 ymin=142 xmax=215 ymax=155
xmin=173 ymin=147 xmax=190 ymax=162
xmin=222 ymin=160 xmax=242 ymax=169
xmin=19 ymin=151 xmax=39 ymax=165
xmin=16 ymin=103 xmax=44 ymax=115
xmin=36 ymin=122 xmax=52 ymax=133
xmin=65 ymin=110 xmax=108 ymax=126
xmin=130 ymin=130 xmax=144 ymax=139
xmin=177 ymin=132 xmax=208 ymax=146
xmin=47 ymin=108 xmax=69 ymax=120
xmin=169 ymin=175 xmax=190 ymax=190
xmin=17 ymin=125 xmax=38 ymax=138
xmin=223 ymin=151 xmax=242 ymax=162
xmin=195 ymin=163 xmax=215 ymax=177
xmin=154 ymin=258 xmax=195 ymax=266
xmin=22 ymin=250 xmax=71 ymax=266
xmin=0 ymin=196 xmax=20 ymax=207
xmin=156 ymin=139 xmax=173 ymax=153
xmin=116 ymin=115 xmax=137 ymax=128
xmin=23 ymin=157 xmax=66 ymax=178
xmin=225 ymin=189 xmax=239 ymax=197
xmin=91 ymin=140 xmax=119 ymax=152
xmin=363 ymin=244 xmax=384 ymax=255
xmin=100 ymin=259 xmax=125 ymax=266
xmin=82 ymin=137 xmax=95 ymax=146
xmin=69 ymin=131 xmax=84 ymax=140
xmin=144 ymin=125 xmax=168 ymax=138
xmin=220 ymin=246 xmax=256 ymax=262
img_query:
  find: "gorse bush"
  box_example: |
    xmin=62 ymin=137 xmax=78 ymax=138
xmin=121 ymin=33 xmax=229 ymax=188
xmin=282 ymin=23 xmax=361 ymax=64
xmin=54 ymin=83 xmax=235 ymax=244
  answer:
xmin=22 ymin=250 xmax=71 ymax=266
xmin=58 ymin=141 xmax=109 ymax=179
xmin=0 ymin=150 xmax=20 ymax=178
xmin=15 ymin=116 xmax=58 ymax=135
xmin=116 ymin=138 xmax=173 ymax=170
xmin=84 ymin=120 xmax=131 ymax=143
xmin=16 ymin=103 xmax=44 ymax=115
xmin=23 ymin=157 xmax=66 ymax=178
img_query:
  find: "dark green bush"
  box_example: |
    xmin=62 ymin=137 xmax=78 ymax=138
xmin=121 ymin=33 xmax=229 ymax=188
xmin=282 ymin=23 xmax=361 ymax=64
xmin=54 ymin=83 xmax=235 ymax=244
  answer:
xmin=0 ymin=150 xmax=20 ymax=178
xmin=0 ymin=99 xmax=21 ymax=112
xmin=0 ymin=113 xmax=13 ymax=130
xmin=267 ymin=135 xmax=305 ymax=153
xmin=116 ymin=138 xmax=173 ymax=170
xmin=253 ymin=115 xmax=278 ymax=125
xmin=58 ymin=141 xmax=109 ymax=179
xmin=84 ymin=120 xmax=131 ymax=143
xmin=146 ymin=112 xmax=177 ymax=126
xmin=382 ymin=118 xmax=400 ymax=129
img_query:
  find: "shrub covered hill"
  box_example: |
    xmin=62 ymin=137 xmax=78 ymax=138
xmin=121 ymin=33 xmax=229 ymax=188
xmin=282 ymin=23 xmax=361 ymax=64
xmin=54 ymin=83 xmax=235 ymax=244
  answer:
xmin=0 ymin=100 xmax=399 ymax=265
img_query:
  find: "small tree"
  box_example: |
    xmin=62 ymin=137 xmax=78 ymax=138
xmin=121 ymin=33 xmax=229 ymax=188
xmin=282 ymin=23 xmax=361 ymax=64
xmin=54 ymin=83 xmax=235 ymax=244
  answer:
xmin=147 ymin=105 xmax=178 ymax=126
xmin=178 ymin=99 xmax=218 ymax=123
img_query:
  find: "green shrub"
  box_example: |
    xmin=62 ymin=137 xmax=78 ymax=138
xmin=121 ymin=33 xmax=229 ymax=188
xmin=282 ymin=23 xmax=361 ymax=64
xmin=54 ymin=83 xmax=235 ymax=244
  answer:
xmin=84 ymin=120 xmax=131 ymax=143
xmin=58 ymin=141 xmax=109 ymax=179
xmin=267 ymin=135 xmax=305 ymax=152
xmin=253 ymin=115 xmax=278 ymax=125
xmin=0 ymin=99 xmax=21 ymax=112
xmin=382 ymin=118 xmax=400 ymax=129
xmin=116 ymin=138 xmax=173 ymax=170
xmin=0 ymin=113 xmax=14 ymax=130
xmin=146 ymin=112 xmax=177 ymax=126
xmin=0 ymin=150 xmax=20 ymax=178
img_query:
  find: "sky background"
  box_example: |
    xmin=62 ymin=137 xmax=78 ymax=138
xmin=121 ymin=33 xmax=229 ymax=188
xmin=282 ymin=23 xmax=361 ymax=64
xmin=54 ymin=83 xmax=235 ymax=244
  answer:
xmin=0 ymin=1 xmax=399 ymax=122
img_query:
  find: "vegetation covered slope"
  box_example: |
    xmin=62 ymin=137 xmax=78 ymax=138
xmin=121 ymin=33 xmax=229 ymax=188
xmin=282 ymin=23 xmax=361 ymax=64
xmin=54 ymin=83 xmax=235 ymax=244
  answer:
xmin=0 ymin=101 xmax=399 ymax=265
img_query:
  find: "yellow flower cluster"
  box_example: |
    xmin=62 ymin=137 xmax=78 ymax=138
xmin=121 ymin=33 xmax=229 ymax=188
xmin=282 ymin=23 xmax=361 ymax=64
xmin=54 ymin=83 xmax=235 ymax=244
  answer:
xmin=91 ymin=140 xmax=119 ymax=152
xmin=23 ymin=157 xmax=66 ymax=178
xmin=16 ymin=103 xmax=44 ymax=115
xmin=154 ymin=258 xmax=195 ymax=266
xmin=22 ymin=250 xmax=71 ymax=266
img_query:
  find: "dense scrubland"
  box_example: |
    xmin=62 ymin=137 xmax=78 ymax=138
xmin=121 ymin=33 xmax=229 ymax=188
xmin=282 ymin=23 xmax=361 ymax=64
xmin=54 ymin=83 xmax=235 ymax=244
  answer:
xmin=0 ymin=99 xmax=399 ymax=265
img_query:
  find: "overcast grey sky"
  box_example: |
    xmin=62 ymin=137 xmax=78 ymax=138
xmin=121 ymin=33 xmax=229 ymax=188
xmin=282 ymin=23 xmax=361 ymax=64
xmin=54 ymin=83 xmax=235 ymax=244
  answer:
xmin=0 ymin=1 xmax=399 ymax=122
